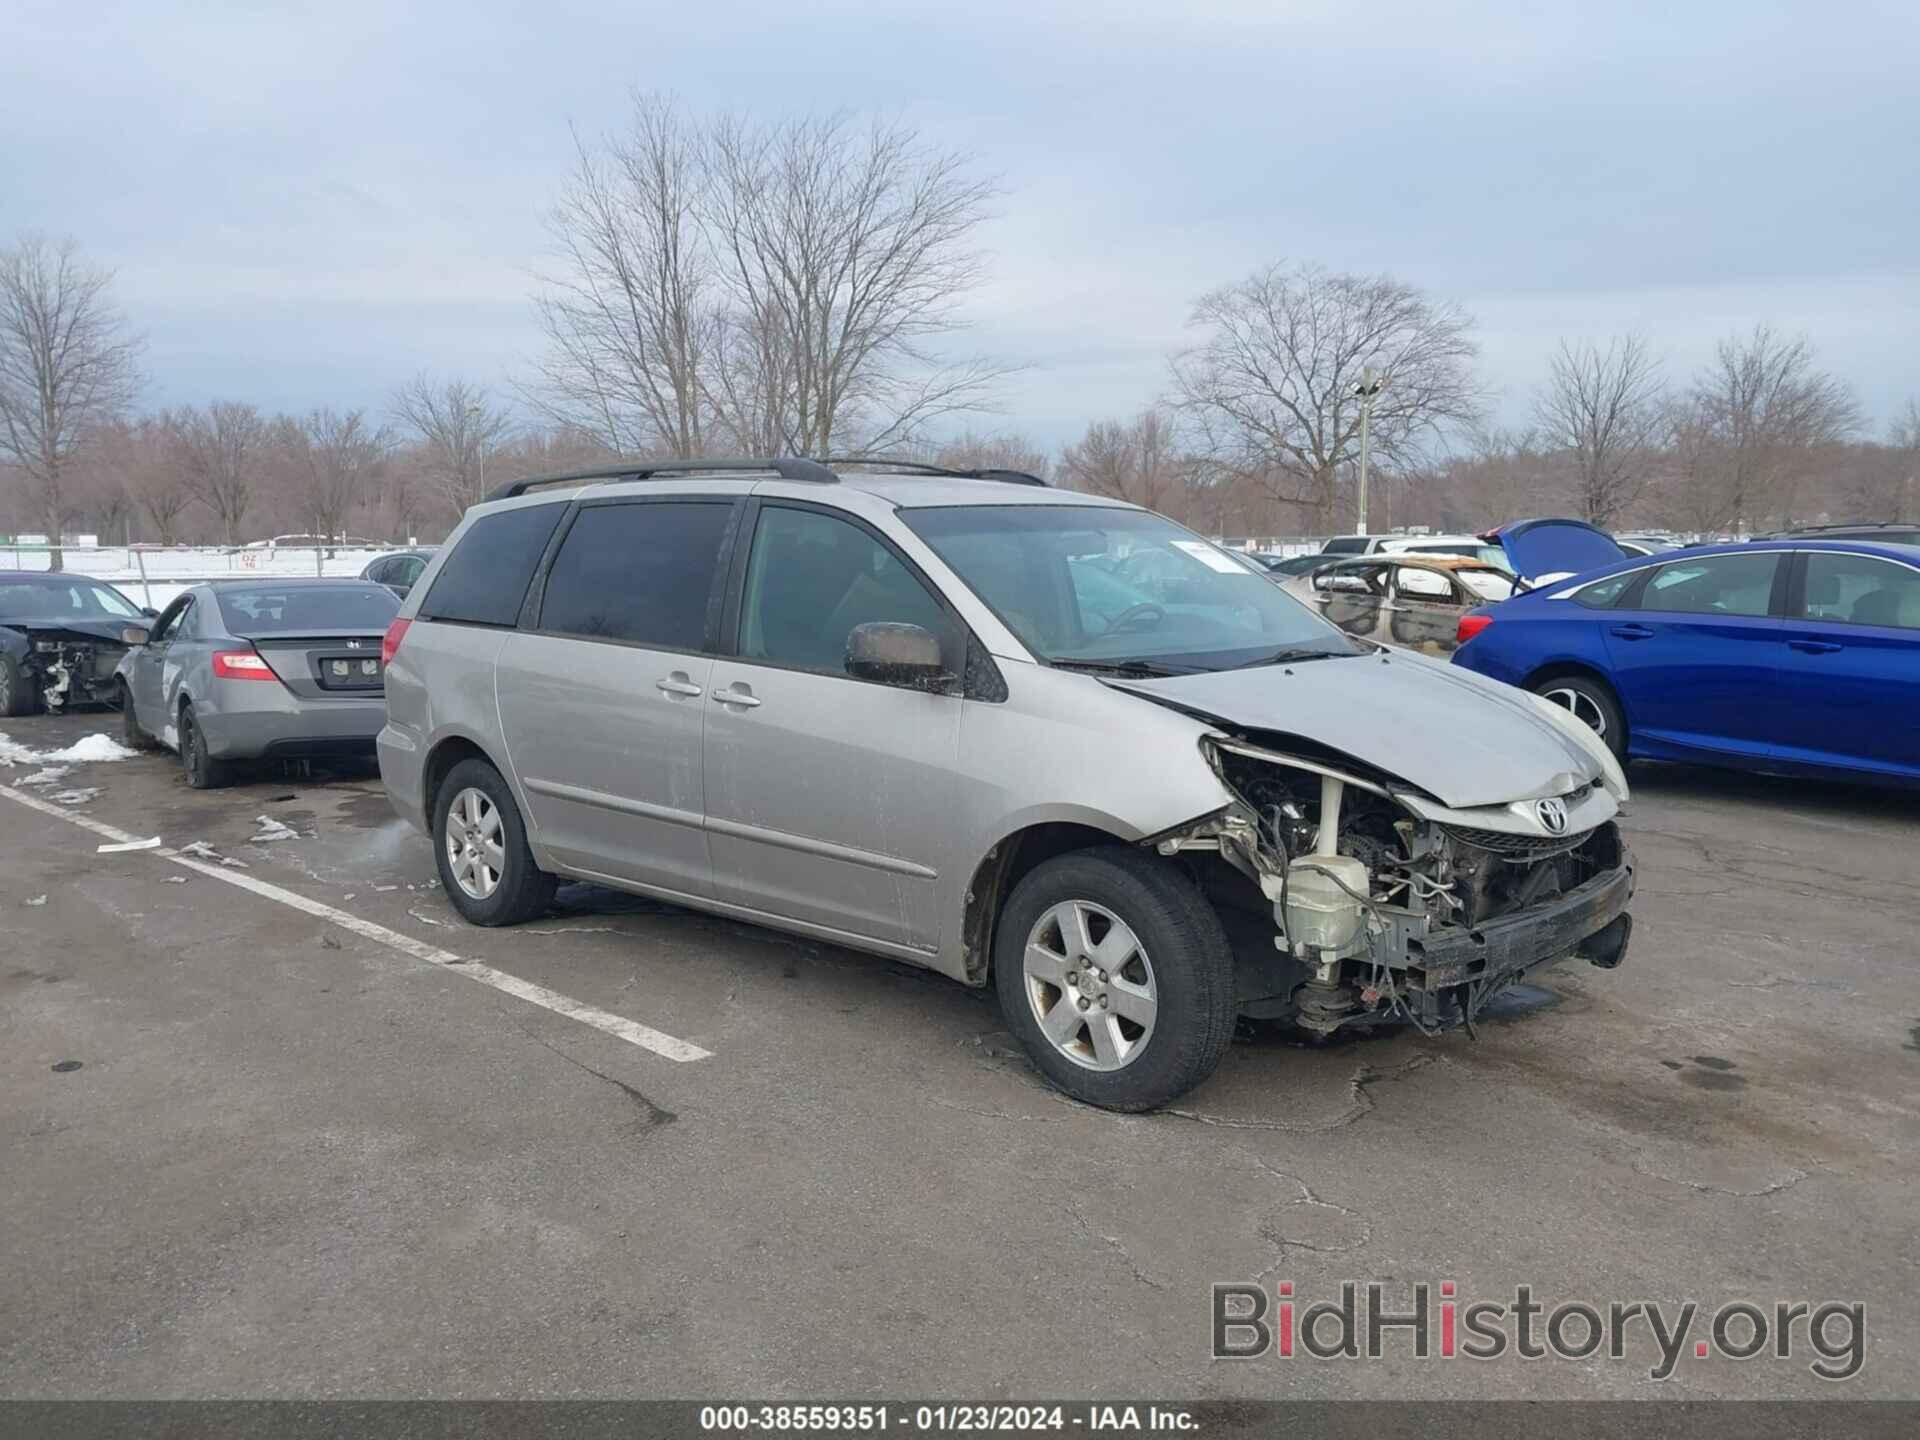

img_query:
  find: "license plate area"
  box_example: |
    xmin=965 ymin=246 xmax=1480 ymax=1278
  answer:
xmin=313 ymin=652 xmax=385 ymax=691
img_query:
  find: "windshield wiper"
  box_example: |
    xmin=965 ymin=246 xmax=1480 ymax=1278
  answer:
xmin=1049 ymin=657 xmax=1194 ymax=678
xmin=1241 ymin=646 xmax=1358 ymax=668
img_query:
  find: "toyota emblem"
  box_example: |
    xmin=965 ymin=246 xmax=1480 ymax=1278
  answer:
xmin=1535 ymin=797 xmax=1569 ymax=834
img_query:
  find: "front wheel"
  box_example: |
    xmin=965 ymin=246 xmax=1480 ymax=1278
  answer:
xmin=1532 ymin=674 xmax=1626 ymax=761
xmin=432 ymin=758 xmax=556 ymax=926
xmin=994 ymin=847 xmax=1236 ymax=1112
xmin=0 ymin=654 xmax=39 ymax=718
xmin=120 ymin=682 xmax=159 ymax=750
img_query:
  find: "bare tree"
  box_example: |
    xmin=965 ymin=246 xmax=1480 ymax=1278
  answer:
xmin=0 ymin=234 xmax=143 ymax=567
xmin=1686 ymin=325 xmax=1860 ymax=531
xmin=703 ymin=109 xmax=1009 ymax=454
xmin=529 ymin=97 xmax=717 ymax=455
xmin=1058 ymin=409 xmax=1187 ymax=512
xmin=118 ymin=414 xmax=197 ymax=544
xmin=1170 ymin=262 xmax=1483 ymax=530
xmin=172 ymin=400 xmax=267 ymax=546
xmin=926 ymin=429 xmax=1051 ymax=479
xmin=296 ymin=409 xmax=389 ymax=544
xmin=388 ymin=374 xmax=515 ymax=514
xmin=1532 ymin=334 xmax=1667 ymax=527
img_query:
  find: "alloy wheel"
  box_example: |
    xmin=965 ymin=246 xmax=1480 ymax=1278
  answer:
xmin=1541 ymin=685 xmax=1609 ymax=739
xmin=1021 ymin=900 xmax=1158 ymax=1071
xmin=445 ymin=786 xmax=506 ymax=900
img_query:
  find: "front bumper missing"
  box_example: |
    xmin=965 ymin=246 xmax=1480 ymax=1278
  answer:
xmin=1283 ymin=837 xmax=1635 ymax=1034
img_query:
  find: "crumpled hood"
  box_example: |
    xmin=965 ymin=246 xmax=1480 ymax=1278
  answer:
xmin=0 ymin=617 xmax=133 ymax=645
xmin=1106 ymin=650 xmax=1600 ymax=809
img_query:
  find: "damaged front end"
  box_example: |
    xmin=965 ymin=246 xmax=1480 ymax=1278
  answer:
xmin=2 ymin=627 xmax=130 ymax=713
xmin=1154 ymin=734 xmax=1634 ymax=1037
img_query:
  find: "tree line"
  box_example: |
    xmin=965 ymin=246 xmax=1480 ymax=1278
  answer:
xmin=3 ymin=95 xmax=1915 ymax=562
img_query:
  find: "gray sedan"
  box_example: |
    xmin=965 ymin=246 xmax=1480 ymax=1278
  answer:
xmin=115 ymin=579 xmax=400 ymax=788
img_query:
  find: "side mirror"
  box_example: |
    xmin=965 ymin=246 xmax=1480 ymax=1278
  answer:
xmin=846 ymin=622 xmax=953 ymax=691
xmin=121 ymin=626 xmax=150 ymax=646
xmin=141 ymin=606 xmax=159 ymax=618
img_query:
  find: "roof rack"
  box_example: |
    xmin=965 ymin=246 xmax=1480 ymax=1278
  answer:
xmin=826 ymin=455 xmax=1049 ymax=487
xmin=486 ymin=456 xmax=837 ymax=503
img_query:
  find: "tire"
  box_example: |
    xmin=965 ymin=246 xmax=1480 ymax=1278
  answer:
xmin=993 ymin=846 xmax=1236 ymax=1112
xmin=179 ymin=703 xmax=232 ymax=789
xmin=120 ymin=681 xmax=159 ymax=750
xmin=0 ymin=653 xmax=40 ymax=718
xmin=432 ymin=758 xmax=556 ymax=926
xmin=1530 ymin=673 xmax=1626 ymax=761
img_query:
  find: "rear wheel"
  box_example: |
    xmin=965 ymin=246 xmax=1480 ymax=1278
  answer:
xmin=993 ymin=847 xmax=1236 ymax=1112
xmin=120 ymin=682 xmax=159 ymax=750
xmin=1531 ymin=674 xmax=1626 ymax=760
xmin=432 ymin=758 xmax=556 ymax=926
xmin=179 ymin=703 xmax=231 ymax=789
xmin=0 ymin=654 xmax=39 ymax=718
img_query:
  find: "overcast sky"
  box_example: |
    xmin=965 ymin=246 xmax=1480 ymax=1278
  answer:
xmin=5 ymin=0 xmax=1916 ymax=448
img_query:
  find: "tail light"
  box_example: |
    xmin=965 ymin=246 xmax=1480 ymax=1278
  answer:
xmin=212 ymin=649 xmax=278 ymax=680
xmin=381 ymin=617 xmax=412 ymax=667
xmin=1456 ymin=613 xmax=1494 ymax=646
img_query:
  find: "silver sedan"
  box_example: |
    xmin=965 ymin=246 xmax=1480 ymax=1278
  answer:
xmin=115 ymin=579 xmax=400 ymax=788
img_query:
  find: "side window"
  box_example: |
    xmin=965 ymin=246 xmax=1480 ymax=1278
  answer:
xmin=1801 ymin=552 xmax=1920 ymax=630
xmin=150 ymin=596 xmax=192 ymax=643
xmin=1392 ymin=566 xmax=1453 ymax=599
xmin=363 ymin=558 xmax=391 ymax=585
xmin=1640 ymin=553 xmax=1779 ymax=618
xmin=539 ymin=501 xmax=733 ymax=649
xmin=738 ymin=506 xmax=954 ymax=676
xmin=1570 ymin=571 xmax=1640 ymax=609
xmin=395 ymin=556 xmax=426 ymax=587
xmin=420 ymin=504 xmax=565 ymax=627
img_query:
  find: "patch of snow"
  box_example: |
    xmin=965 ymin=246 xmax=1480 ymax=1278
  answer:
xmin=251 ymin=815 xmax=300 ymax=843
xmin=49 ymin=788 xmax=101 ymax=806
xmin=0 ymin=732 xmax=136 ymax=767
xmin=17 ymin=766 xmax=71 ymax=787
xmin=178 ymin=841 xmax=220 ymax=859
xmin=25 ymin=895 xmax=47 ymax=907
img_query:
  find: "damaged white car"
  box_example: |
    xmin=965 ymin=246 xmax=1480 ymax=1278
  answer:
xmin=379 ymin=461 xmax=1635 ymax=1113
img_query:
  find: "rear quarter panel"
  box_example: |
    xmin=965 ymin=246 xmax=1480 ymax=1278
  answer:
xmin=378 ymin=620 xmax=517 ymax=834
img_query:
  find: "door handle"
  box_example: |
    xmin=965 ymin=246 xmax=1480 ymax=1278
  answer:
xmin=1609 ymin=624 xmax=1655 ymax=640
xmin=1787 ymin=639 xmax=1842 ymax=655
xmin=713 ymin=685 xmax=761 ymax=709
xmin=655 ymin=674 xmax=703 ymax=697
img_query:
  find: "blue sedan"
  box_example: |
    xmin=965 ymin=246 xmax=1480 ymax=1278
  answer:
xmin=1451 ymin=540 xmax=1920 ymax=786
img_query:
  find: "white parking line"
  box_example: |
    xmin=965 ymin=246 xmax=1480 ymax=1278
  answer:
xmin=0 ymin=782 xmax=712 ymax=1063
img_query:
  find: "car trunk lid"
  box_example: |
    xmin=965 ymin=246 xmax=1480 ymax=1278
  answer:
xmin=236 ymin=629 xmax=388 ymax=700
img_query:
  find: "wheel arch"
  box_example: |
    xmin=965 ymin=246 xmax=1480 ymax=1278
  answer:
xmin=959 ymin=819 xmax=1141 ymax=986
xmin=421 ymin=732 xmax=508 ymax=822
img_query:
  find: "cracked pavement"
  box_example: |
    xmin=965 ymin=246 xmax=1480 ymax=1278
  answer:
xmin=1 ymin=710 xmax=1916 ymax=1398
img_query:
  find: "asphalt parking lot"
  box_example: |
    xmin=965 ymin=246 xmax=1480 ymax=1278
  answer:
xmin=2 ymin=708 xmax=1916 ymax=1400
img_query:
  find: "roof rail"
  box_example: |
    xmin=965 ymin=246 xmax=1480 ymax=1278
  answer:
xmin=825 ymin=455 xmax=1049 ymax=487
xmin=486 ymin=456 xmax=837 ymax=504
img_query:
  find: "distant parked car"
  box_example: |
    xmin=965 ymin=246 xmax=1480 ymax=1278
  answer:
xmin=1284 ymin=556 xmax=1518 ymax=655
xmin=1316 ymin=532 xmax=1511 ymax=567
xmin=1451 ymin=539 xmax=1920 ymax=785
xmin=1614 ymin=533 xmax=1686 ymax=557
xmin=1253 ymin=553 xmax=1331 ymax=577
xmin=1753 ymin=521 xmax=1920 ymax=547
xmin=361 ymin=548 xmax=436 ymax=600
xmin=116 ymin=579 xmax=401 ymax=787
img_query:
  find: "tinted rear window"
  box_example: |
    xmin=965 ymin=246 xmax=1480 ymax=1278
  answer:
xmin=538 ymin=501 xmax=733 ymax=649
xmin=217 ymin=585 xmax=400 ymax=633
xmin=421 ymin=505 xmax=565 ymax=627
xmin=1320 ymin=536 xmax=1369 ymax=555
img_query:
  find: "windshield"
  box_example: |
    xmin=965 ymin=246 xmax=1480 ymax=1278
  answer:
xmin=0 ymin=576 xmax=141 ymax=620
xmin=216 ymin=585 xmax=400 ymax=634
xmin=903 ymin=504 xmax=1363 ymax=670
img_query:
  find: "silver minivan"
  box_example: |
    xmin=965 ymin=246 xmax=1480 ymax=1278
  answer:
xmin=379 ymin=459 xmax=1635 ymax=1110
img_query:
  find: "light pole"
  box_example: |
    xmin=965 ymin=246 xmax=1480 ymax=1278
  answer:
xmin=464 ymin=403 xmax=486 ymax=502
xmin=1352 ymin=366 xmax=1386 ymax=536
